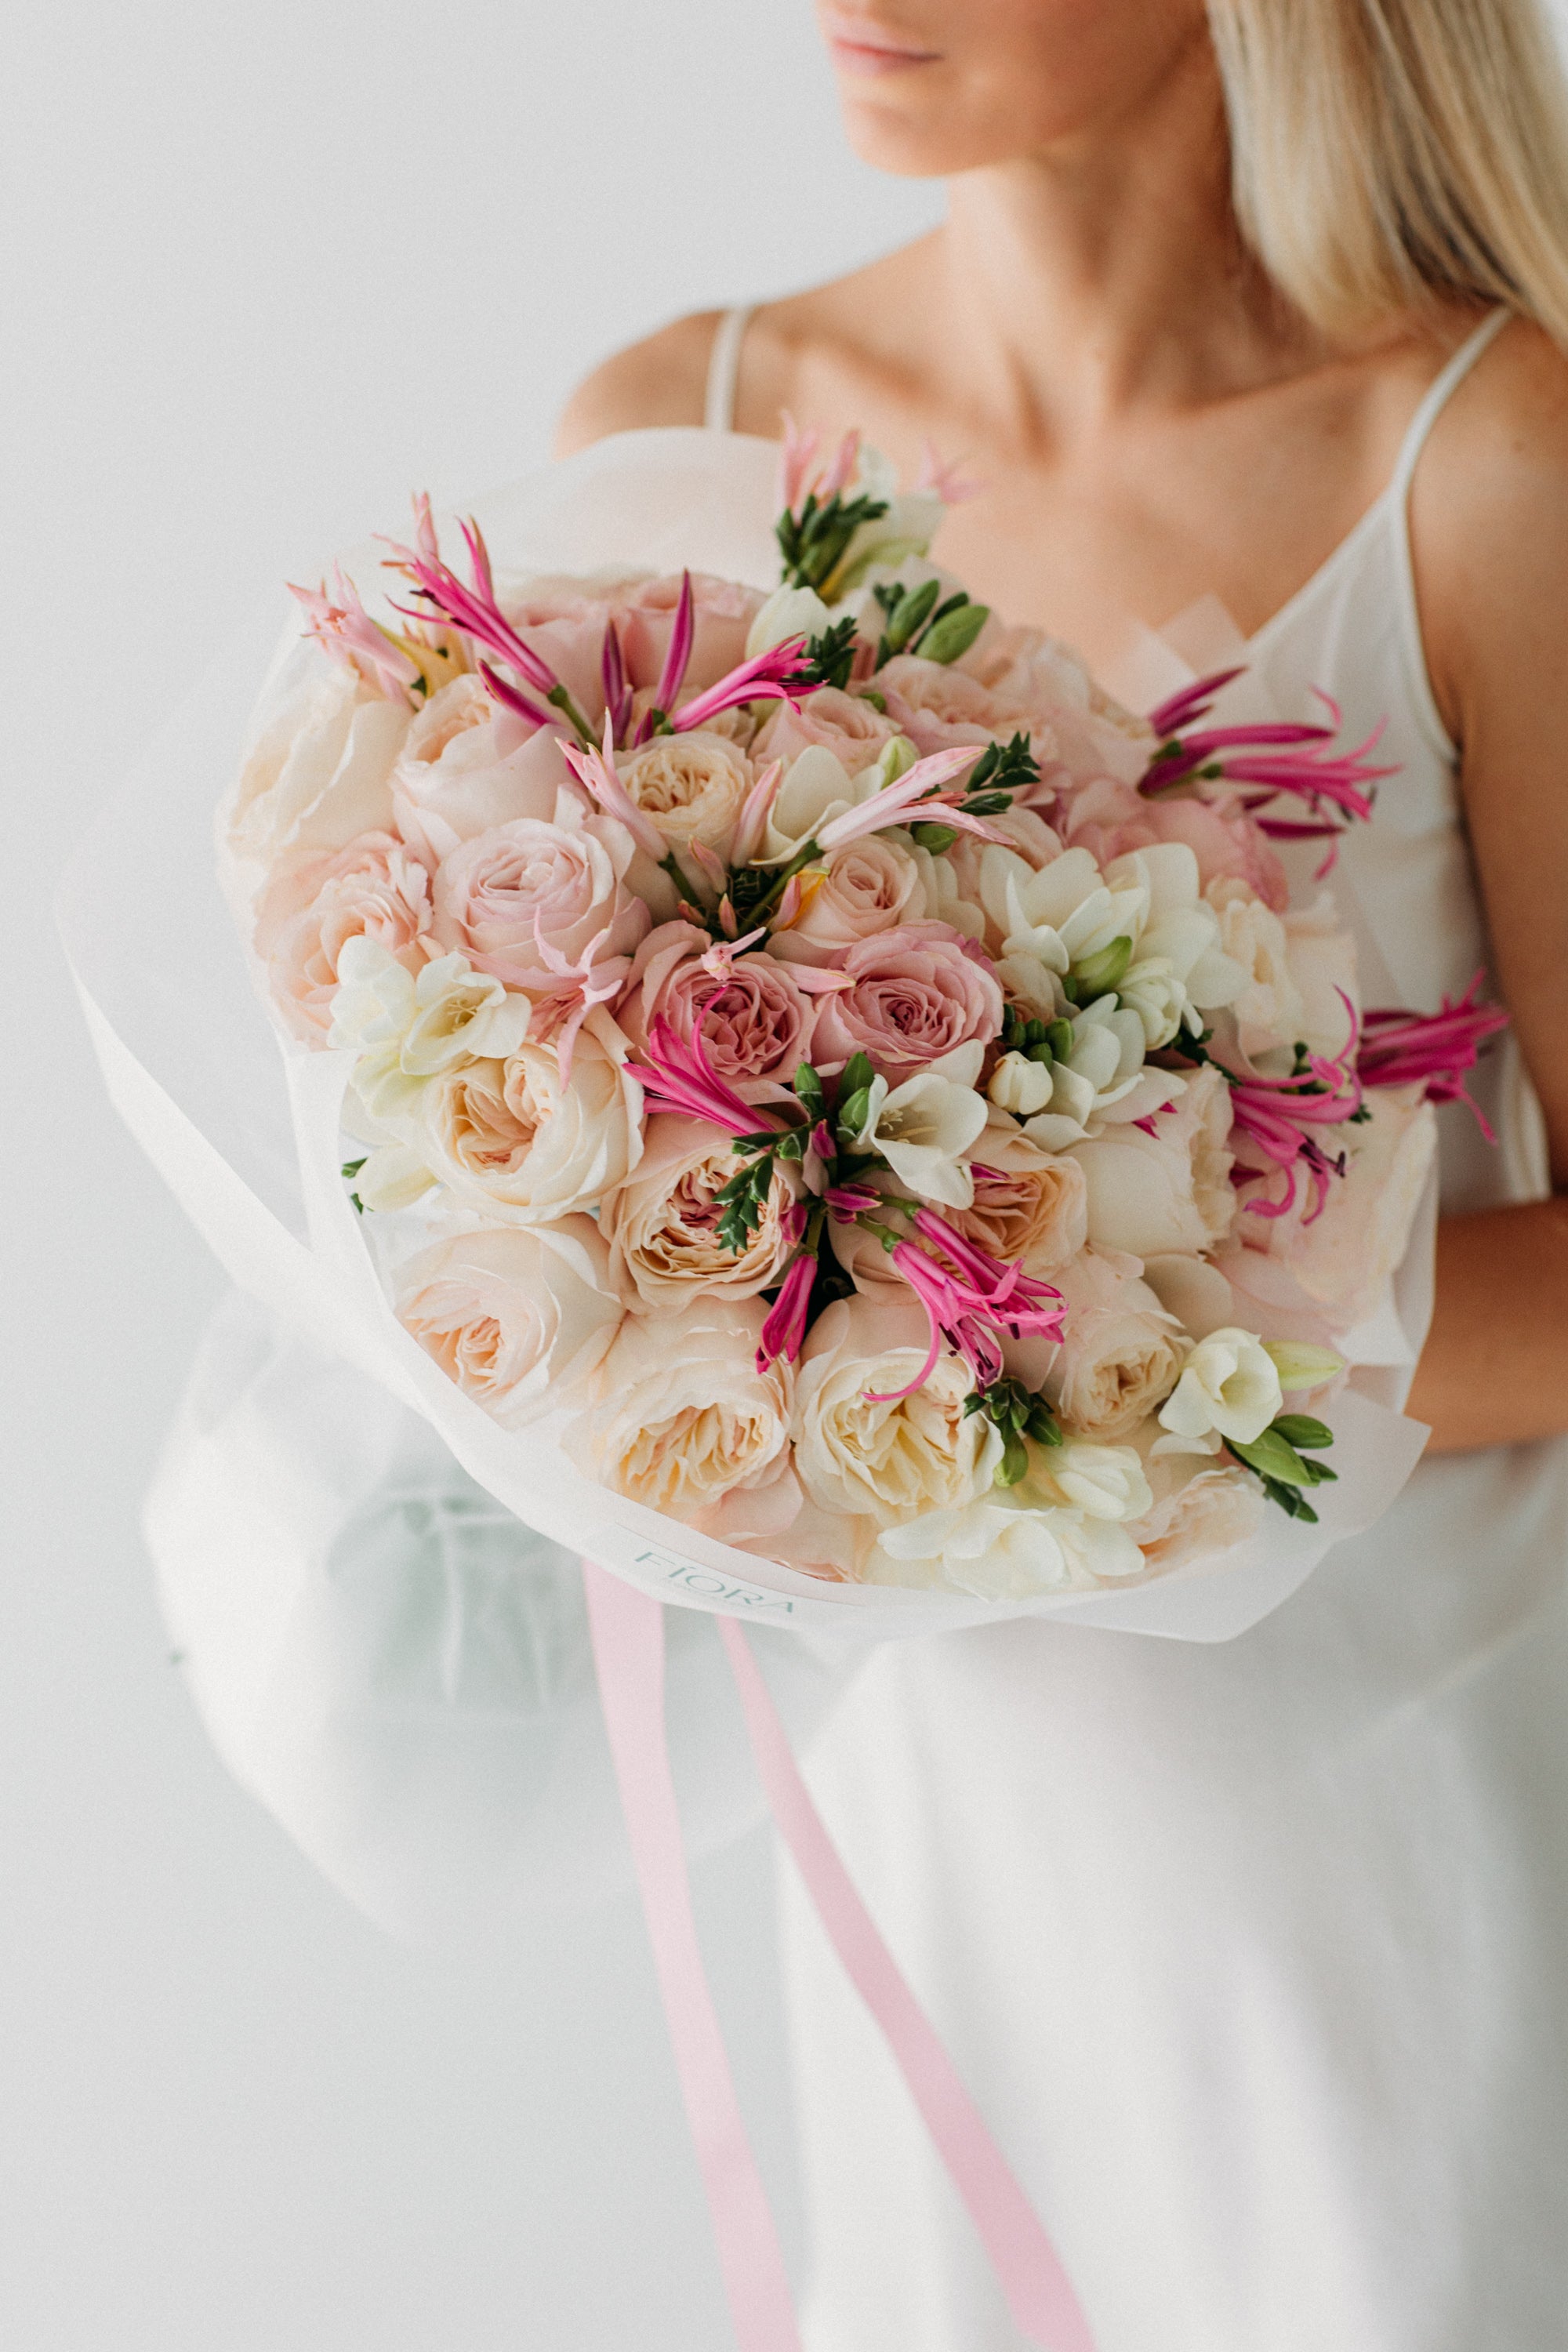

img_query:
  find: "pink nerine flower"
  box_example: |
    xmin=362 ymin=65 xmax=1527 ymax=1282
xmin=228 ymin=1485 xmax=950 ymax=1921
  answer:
xmin=870 ymin=1210 xmax=1067 ymax=1401
xmin=668 ymin=639 xmax=818 ymax=735
xmin=1225 ymin=1011 xmax=1364 ymax=1222
xmin=382 ymin=503 xmax=571 ymax=731
xmin=756 ymin=1214 xmax=817 ymax=1373
xmin=1358 ymin=975 xmax=1509 ymax=1138
xmin=814 ymin=744 xmax=1004 ymax=851
xmin=636 ymin=1017 xmax=779 ymax=1141
xmin=289 ymin=568 xmax=421 ymax=705
xmin=1142 ymin=672 xmax=1396 ymax=846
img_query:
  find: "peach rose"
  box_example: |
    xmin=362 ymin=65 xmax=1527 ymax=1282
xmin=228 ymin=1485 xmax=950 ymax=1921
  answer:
xmin=616 ymin=572 xmax=764 ymax=697
xmin=253 ymin=831 xmax=436 ymax=1043
xmin=792 ymin=1293 xmax=1001 ymax=1530
xmin=492 ymin=575 xmax=631 ymax=725
xmin=771 ymin=836 xmax=927 ymax=965
xmin=807 ymin=921 xmax=1005 ymax=1079
xmin=1123 ymin=1450 xmax=1264 ymax=1573
xmin=615 ymin=729 xmax=755 ymax=858
xmin=752 ymin=687 xmax=905 ymax=779
xmin=433 ymin=808 xmax=650 ymax=1002
xmin=394 ymin=1220 xmax=624 ymax=1428
xmin=600 ymin=1114 xmax=802 ymax=1308
xmin=568 ymin=1299 xmax=799 ymax=1540
xmin=390 ymin=674 xmax=579 ymax=863
xmin=1069 ymin=1065 xmax=1236 ymax=1258
xmin=621 ymin=924 xmax=815 ymax=1104
xmin=947 ymin=1119 xmax=1088 ymax=1272
xmin=383 ymin=1009 xmax=642 ymax=1222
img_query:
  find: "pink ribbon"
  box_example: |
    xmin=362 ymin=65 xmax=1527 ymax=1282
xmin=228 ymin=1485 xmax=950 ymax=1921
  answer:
xmin=583 ymin=1562 xmax=1098 ymax=2352
xmin=583 ymin=1563 xmax=801 ymax=2352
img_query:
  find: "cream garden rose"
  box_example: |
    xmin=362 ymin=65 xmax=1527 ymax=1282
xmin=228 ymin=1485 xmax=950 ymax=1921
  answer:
xmin=359 ymin=1008 xmax=642 ymax=1223
xmin=793 ymin=1294 xmax=1000 ymax=1528
xmin=226 ymin=650 xmax=409 ymax=891
xmin=615 ymin=728 xmax=755 ymax=858
xmin=394 ymin=1220 xmax=624 ymax=1427
xmin=1069 ymin=1065 xmax=1236 ymax=1258
xmin=569 ymin=1300 xmax=799 ymax=1539
xmin=1010 ymin=1247 xmax=1186 ymax=1442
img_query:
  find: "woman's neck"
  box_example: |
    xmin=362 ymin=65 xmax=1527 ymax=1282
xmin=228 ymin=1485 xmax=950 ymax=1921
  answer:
xmin=932 ymin=46 xmax=1325 ymax=451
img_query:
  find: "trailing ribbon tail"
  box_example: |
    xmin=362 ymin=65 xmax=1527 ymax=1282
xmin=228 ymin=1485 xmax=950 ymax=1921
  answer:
xmin=584 ymin=1558 xmax=1098 ymax=2352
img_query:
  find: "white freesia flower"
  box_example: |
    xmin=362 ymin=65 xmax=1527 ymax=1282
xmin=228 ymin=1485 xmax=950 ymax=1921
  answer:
xmin=331 ymin=936 xmax=532 ymax=1120
xmin=987 ymin=1050 xmax=1055 ymax=1117
xmin=1014 ymin=996 xmax=1156 ymax=1150
xmin=854 ymin=1041 xmax=989 ymax=1210
xmin=1156 ymin=1327 xmax=1283 ymax=1453
xmin=821 ymin=449 xmax=946 ymax=598
xmin=874 ymin=1496 xmax=1078 ymax=1596
xmin=745 ymin=583 xmax=833 ymax=661
xmin=873 ymin=1447 xmax=1150 ymax=1595
xmin=989 ymin=845 xmax=1148 ymax=999
xmin=1102 ymin=844 xmax=1247 ymax=1042
xmin=1029 ymin=1440 xmax=1153 ymax=1522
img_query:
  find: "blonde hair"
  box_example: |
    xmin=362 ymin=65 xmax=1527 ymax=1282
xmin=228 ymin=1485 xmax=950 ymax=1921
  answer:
xmin=1207 ymin=0 xmax=1568 ymax=345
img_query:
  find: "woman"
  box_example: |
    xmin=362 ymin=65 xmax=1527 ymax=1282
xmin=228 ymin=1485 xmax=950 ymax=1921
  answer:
xmin=550 ymin=5 xmax=1568 ymax=2347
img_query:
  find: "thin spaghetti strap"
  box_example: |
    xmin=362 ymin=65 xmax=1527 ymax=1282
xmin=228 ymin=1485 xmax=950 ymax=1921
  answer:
xmin=1388 ymin=305 xmax=1512 ymax=505
xmin=704 ymin=304 xmax=755 ymax=434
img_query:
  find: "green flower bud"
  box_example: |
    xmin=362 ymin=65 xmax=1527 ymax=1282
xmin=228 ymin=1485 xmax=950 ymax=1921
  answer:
xmin=1045 ymin=1018 xmax=1076 ymax=1060
xmin=917 ymin=601 xmax=989 ymax=665
xmin=1262 ymin=1341 xmax=1345 ymax=1392
xmin=1068 ymin=935 xmax=1134 ymax=999
xmin=910 ymin=822 xmax=959 ymax=854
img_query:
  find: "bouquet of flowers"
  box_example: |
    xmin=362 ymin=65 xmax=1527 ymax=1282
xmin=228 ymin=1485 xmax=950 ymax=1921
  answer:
xmin=211 ymin=425 xmax=1503 ymax=1625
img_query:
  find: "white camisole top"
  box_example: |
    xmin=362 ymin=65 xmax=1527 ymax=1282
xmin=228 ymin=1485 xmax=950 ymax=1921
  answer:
xmin=707 ymin=302 xmax=1568 ymax=2352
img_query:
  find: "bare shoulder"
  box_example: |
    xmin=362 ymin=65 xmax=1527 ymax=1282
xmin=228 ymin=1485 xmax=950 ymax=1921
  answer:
xmin=554 ymin=310 xmax=724 ymax=456
xmin=1412 ymin=315 xmax=1568 ymax=734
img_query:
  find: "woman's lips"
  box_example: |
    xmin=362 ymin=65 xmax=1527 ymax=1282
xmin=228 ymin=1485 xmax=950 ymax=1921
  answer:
xmin=824 ymin=17 xmax=942 ymax=75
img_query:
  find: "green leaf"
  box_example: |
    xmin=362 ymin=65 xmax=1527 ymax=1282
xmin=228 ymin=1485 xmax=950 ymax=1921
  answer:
xmin=793 ymin=1062 xmax=826 ymax=1115
xmin=805 ymin=616 xmax=859 ymax=692
xmin=1232 ymin=1429 xmax=1312 ymax=1483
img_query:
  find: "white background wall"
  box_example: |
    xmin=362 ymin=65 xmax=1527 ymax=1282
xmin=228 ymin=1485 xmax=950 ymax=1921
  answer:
xmin=2 ymin=8 xmax=941 ymax=2345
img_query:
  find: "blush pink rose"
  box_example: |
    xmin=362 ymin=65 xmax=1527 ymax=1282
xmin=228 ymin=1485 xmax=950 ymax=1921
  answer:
xmin=771 ymin=836 xmax=927 ymax=966
xmin=960 ymin=625 xmax=1156 ymax=788
xmin=751 ymin=686 xmax=904 ymax=779
xmin=494 ymin=579 xmax=628 ymax=726
xmin=877 ymin=653 xmax=1037 ymax=757
xmin=254 ymin=831 xmax=436 ymax=1042
xmin=1062 ymin=778 xmax=1290 ymax=913
xmin=616 ymin=572 xmax=765 ymax=697
xmin=390 ymin=674 xmax=580 ymax=863
xmin=432 ymin=810 xmax=650 ymax=1002
xmin=806 ymin=920 xmax=1005 ymax=1079
xmin=622 ymin=924 xmax=816 ymax=1103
